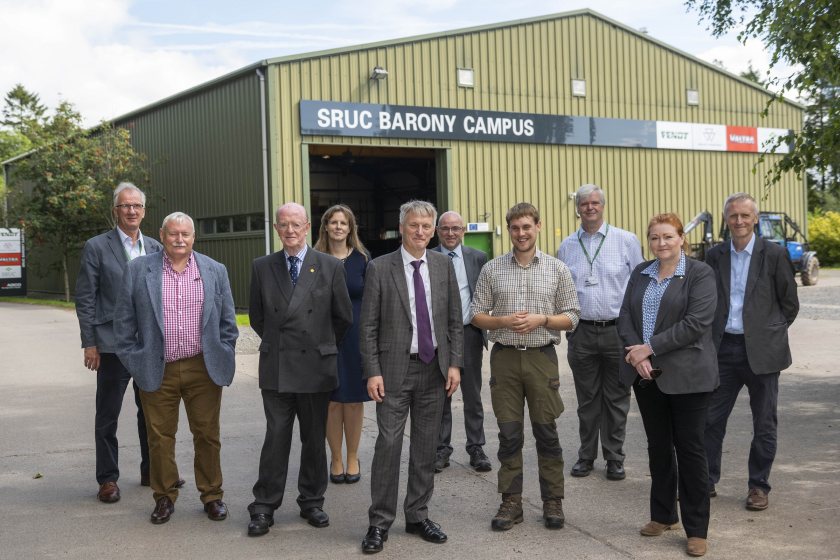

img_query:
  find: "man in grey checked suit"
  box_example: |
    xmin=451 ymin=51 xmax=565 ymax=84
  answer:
xmin=359 ymin=200 xmax=464 ymax=554
xmin=75 ymin=182 xmax=181 ymax=503
xmin=432 ymin=210 xmax=491 ymax=473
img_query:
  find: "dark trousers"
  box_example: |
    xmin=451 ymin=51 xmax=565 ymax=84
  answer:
xmin=633 ymin=381 xmax=711 ymax=539
xmin=438 ymin=324 xmax=486 ymax=456
xmin=490 ymin=344 xmax=565 ymax=500
xmin=369 ymin=358 xmax=445 ymax=529
xmin=95 ymin=352 xmax=149 ymax=484
xmin=250 ymin=390 xmax=331 ymax=515
xmin=705 ymin=333 xmax=779 ymax=493
xmin=566 ymin=323 xmax=630 ymax=462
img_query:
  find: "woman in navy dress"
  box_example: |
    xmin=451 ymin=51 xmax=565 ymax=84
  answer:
xmin=314 ymin=204 xmax=370 ymax=484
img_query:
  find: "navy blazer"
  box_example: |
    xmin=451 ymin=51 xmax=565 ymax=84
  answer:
xmin=617 ymin=256 xmax=719 ymax=394
xmin=75 ymin=228 xmax=162 ymax=353
xmin=114 ymin=251 xmax=238 ymax=392
xmin=705 ymin=236 xmax=799 ymax=374
xmin=248 ymin=248 xmax=353 ymax=393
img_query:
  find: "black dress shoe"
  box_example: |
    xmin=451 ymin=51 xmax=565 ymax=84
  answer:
xmin=570 ymin=459 xmax=594 ymax=477
xmin=434 ymin=454 xmax=450 ymax=473
xmin=606 ymin=460 xmax=626 ymax=481
xmin=345 ymin=459 xmax=361 ymax=484
xmin=150 ymin=496 xmax=174 ymax=524
xmin=330 ymin=472 xmax=346 ymax=484
xmin=406 ymin=518 xmax=447 ymax=543
xmin=469 ymin=448 xmax=492 ymax=472
xmin=709 ymin=484 xmax=717 ymax=498
xmin=300 ymin=507 xmax=330 ymax=528
xmin=247 ymin=513 xmax=274 ymax=536
xmin=204 ymin=499 xmax=228 ymax=521
xmin=362 ymin=526 xmax=388 ymax=554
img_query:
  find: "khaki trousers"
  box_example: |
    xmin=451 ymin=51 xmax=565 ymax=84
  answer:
xmin=139 ymin=354 xmax=223 ymax=504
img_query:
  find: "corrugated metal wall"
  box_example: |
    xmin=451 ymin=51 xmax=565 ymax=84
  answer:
xmin=267 ymin=12 xmax=803 ymax=258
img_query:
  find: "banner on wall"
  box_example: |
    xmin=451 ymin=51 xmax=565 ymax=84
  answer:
xmin=300 ymin=100 xmax=792 ymax=155
xmin=0 ymin=228 xmax=26 ymax=296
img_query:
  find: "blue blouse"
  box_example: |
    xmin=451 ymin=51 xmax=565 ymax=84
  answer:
xmin=640 ymin=252 xmax=687 ymax=345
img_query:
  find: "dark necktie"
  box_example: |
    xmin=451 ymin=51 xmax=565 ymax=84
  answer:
xmin=411 ymin=260 xmax=435 ymax=364
xmin=448 ymin=251 xmax=456 ymax=259
xmin=288 ymin=255 xmax=299 ymax=286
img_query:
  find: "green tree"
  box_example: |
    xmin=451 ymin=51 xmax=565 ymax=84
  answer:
xmin=2 ymin=84 xmax=47 ymax=142
xmin=739 ymin=62 xmax=766 ymax=86
xmin=686 ymin=0 xmax=840 ymax=200
xmin=1 ymin=129 xmax=33 ymax=222
xmin=7 ymin=97 xmax=148 ymax=300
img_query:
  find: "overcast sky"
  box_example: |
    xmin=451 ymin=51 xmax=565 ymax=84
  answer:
xmin=0 ymin=0 xmax=774 ymax=126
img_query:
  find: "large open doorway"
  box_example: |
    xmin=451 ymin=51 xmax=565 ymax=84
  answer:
xmin=308 ymin=145 xmax=438 ymax=257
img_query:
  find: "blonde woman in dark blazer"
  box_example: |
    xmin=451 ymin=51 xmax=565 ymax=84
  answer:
xmin=617 ymin=213 xmax=718 ymax=557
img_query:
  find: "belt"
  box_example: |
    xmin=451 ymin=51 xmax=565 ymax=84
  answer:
xmin=494 ymin=342 xmax=553 ymax=351
xmin=579 ymin=319 xmax=617 ymax=327
xmin=723 ymin=332 xmax=745 ymax=340
xmin=408 ymin=350 xmax=437 ymax=361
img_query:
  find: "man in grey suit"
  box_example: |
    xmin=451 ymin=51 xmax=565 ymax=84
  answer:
xmin=115 ymin=211 xmax=238 ymax=525
xmin=360 ymin=200 xmax=463 ymax=554
xmin=704 ymin=193 xmax=799 ymax=511
xmin=76 ymin=182 xmax=178 ymax=503
xmin=246 ymin=202 xmax=353 ymax=536
xmin=432 ymin=210 xmax=490 ymax=473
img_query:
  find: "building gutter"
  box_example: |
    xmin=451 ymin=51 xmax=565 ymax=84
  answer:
xmin=257 ymin=67 xmax=271 ymax=256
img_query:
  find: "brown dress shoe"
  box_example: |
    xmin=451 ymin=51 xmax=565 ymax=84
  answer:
xmin=640 ymin=520 xmax=677 ymax=536
xmin=97 ymin=481 xmax=121 ymax=503
xmin=687 ymin=537 xmax=708 ymax=557
xmin=746 ymin=488 xmax=769 ymax=511
xmin=204 ymin=499 xmax=228 ymax=521
xmin=150 ymin=496 xmax=174 ymax=524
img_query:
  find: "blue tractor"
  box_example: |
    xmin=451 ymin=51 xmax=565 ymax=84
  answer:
xmin=685 ymin=210 xmax=819 ymax=286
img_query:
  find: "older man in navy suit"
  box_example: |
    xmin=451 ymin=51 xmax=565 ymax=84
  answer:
xmin=115 ymin=211 xmax=238 ymax=525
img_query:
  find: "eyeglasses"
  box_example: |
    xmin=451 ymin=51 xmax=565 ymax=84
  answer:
xmin=638 ymin=368 xmax=663 ymax=388
xmin=277 ymin=222 xmax=308 ymax=232
xmin=437 ymin=226 xmax=464 ymax=234
xmin=115 ymin=204 xmax=144 ymax=211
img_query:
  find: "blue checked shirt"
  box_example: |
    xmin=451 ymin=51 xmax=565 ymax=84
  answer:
xmin=557 ymin=223 xmax=643 ymax=321
xmin=640 ymin=252 xmax=687 ymax=349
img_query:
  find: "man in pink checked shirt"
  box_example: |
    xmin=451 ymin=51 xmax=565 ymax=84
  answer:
xmin=115 ymin=211 xmax=238 ymax=525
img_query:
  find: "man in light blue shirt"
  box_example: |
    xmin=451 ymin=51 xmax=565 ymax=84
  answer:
xmin=432 ymin=211 xmax=490 ymax=473
xmin=557 ymin=184 xmax=643 ymax=481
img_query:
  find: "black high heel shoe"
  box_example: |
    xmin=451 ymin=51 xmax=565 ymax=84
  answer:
xmin=345 ymin=459 xmax=361 ymax=484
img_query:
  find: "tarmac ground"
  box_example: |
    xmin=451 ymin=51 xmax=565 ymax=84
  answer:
xmin=1 ymin=270 xmax=838 ymax=559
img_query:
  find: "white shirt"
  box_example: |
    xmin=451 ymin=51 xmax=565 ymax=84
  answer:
xmin=117 ymin=227 xmax=146 ymax=261
xmin=401 ymin=245 xmax=438 ymax=353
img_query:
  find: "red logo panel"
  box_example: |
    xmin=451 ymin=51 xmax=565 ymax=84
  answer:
xmin=726 ymin=126 xmax=757 ymax=152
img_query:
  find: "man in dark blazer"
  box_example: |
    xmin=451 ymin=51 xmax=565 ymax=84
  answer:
xmin=246 ymin=202 xmax=353 ymax=536
xmin=114 ymin=211 xmax=238 ymax=525
xmin=359 ymin=200 xmax=463 ymax=554
xmin=432 ymin=210 xmax=490 ymax=473
xmin=76 ymin=182 xmax=179 ymax=503
xmin=704 ymin=193 xmax=799 ymax=511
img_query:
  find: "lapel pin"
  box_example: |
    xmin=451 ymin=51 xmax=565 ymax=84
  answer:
xmin=310 ymin=268 xmax=315 ymax=273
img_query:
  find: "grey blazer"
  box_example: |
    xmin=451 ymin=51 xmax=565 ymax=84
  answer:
xmin=249 ymin=248 xmax=353 ymax=393
xmin=113 ymin=251 xmax=238 ymax=392
xmin=705 ymin=236 xmax=799 ymax=374
xmin=75 ymin=228 xmax=162 ymax=353
xmin=617 ymin=257 xmax=719 ymax=394
xmin=359 ymin=249 xmax=464 ymax=382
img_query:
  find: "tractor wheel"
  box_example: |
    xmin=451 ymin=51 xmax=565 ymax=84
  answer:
xmin=801 ymin=256 xmax=819 ymax=286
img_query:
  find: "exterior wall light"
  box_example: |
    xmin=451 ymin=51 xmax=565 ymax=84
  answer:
xmin=687 ymin=89 xmax=700 ymax=106
xmin=572 ymin=79 xmax=586 ymax=97
xmin=457 ymin=68 xmax=475 ymax=87
xmin=370 ymin=66 xmax=388 ymax=80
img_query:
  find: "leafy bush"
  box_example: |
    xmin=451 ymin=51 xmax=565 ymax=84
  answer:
xmin=809 ymin=211 xmax=840 ymax=266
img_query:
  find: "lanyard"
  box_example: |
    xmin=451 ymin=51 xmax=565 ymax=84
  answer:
xmin=577 ymin=224 xmax=608 ymax=271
